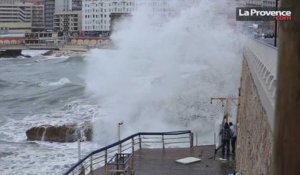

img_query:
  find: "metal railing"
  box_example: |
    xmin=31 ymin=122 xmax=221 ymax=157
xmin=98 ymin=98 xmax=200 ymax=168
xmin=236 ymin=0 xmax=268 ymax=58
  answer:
xmin=106 ymin=153 xmax=133 ymax=175
xmin=64 ymin=130 xmax=193 ymax=175
xmin=243 ymin=38 xmax=278 ymax=131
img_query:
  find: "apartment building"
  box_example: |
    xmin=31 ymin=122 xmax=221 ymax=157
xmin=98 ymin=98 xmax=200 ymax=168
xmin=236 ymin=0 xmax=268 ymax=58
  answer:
xmin=136 ymin=0 xmax=178 ymax=17
xmin=245 ymin=0 xmax=277 ymax=7
xmin=31 ymin=4 xmax=44 ymax=31
xmin=81 ymin=0 xmax=197 ymax=35
xmin=53 ymin=11 xmax=82 ymax=34
xmin=72 ymin=0 xmax=82 ymax=10
xmin=82 ymin=0 xmax=134 ymax=35
xmin=0 ymin=3 xmax=44 ymax=33
xmin=45 ymin=0 xmax=55 ymax=31
xmin=55 ymin=0 xmax=72 ymax=13
xmin=262 ymin=0 xmax=276 ymax=7
xmin=245 ymin=0 xmax=263 ymax=6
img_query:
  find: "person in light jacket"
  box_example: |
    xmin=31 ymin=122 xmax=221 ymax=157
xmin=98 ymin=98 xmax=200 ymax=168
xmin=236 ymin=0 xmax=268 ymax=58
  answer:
xmin=229 ymin=122 xmax=237 ymax=154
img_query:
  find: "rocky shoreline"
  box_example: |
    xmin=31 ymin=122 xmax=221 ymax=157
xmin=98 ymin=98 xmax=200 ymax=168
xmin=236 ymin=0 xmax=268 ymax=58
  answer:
xmin=0 ymin=49 xmax=86 ymax=59
xmin=0 ymin=50 xmax=29 ymax=58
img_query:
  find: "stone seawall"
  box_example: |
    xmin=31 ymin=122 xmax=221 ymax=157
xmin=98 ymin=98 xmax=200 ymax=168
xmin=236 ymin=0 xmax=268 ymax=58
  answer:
xmin=236 ymin=58 xmax=273 ymax=175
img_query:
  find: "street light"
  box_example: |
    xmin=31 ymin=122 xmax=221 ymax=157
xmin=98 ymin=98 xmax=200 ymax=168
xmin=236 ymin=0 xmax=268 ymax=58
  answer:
xmin=77 ymin=130 xmax=85 ymax=161
xmin=118 ymin=121 xmax=124 ymax=141
xmin=118 ymin=121 xmax=124 ymax=154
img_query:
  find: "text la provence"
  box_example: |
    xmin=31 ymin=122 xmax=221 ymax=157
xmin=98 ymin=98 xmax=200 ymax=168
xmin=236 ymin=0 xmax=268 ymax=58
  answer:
xmin=239 ymin=9 xmax=292 ymax=17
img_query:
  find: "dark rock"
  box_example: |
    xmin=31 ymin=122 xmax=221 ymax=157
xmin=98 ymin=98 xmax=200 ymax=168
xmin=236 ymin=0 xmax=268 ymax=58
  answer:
xmin=26 ymin=122 xmax=93 ymax=143
xmin=82 ymin=121 xmax=93 ymax=141
xmin=42 ymin=50 xmax=53 ymax=56
xmin=0 ymin=50 xmax=22 ymax=58
xmin=21 ymin=54 xmax=31 ymax=58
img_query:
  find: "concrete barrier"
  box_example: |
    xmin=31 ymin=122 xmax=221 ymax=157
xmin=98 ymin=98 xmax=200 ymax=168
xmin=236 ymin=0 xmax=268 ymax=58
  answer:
xmin=243 ymin=38 xmax=277 ymax=131
xmin=235 ymin=38 xmax=277 ymax=175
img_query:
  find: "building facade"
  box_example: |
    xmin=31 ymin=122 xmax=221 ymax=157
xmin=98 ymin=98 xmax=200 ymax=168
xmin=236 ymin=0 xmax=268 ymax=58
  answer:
xmin=136 ymin=0 xmax=177 ymax=17
xmin=245 ymin=0 xmax=263 ymax=6
xmin=24 ymin=32 xmax=59 ymax=45
xmin=245 ymin=0 xmax=276 ymax=7
xmin=55 ymin=0 xmax=72 ymax=13
xmin=53 ymin=11 xmax=82 ymax=35
xmin=72 ymin=0 xmax=82 ymax=10
xmin=0 ymin=3 xmax=44 ymax=33
xmin=31 ymin=4 xmax=44 ymax=32
xmin=82 ymin=0 xmax=134 ymax=35
xmin=81 ymin=0 xmax=197 ymax=35
xmin=45 ymin=0 xmax=55 ymax=31
xmin=262 ymin=0 xmax=276 ymax=7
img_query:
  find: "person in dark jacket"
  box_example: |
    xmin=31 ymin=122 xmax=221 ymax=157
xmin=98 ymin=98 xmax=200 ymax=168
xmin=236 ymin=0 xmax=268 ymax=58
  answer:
xmin=220 ymin=122 xmax=232 ymax=157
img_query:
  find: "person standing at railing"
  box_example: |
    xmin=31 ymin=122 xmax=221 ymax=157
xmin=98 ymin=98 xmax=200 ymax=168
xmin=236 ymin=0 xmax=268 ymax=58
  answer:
xmin=229 ymin=122 xmax=237 ymax=154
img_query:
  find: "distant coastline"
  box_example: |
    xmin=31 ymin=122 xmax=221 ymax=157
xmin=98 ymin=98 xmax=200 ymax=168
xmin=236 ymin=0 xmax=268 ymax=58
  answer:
xmin=0 ymin=47 xmax=86 ymax=58
xmin=0 ymin=43 xmax=114 ymax=58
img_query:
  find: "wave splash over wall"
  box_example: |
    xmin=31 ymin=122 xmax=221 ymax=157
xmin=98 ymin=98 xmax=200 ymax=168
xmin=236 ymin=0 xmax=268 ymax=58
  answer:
xmin=84 ymin=0 xmax=241 ymax=145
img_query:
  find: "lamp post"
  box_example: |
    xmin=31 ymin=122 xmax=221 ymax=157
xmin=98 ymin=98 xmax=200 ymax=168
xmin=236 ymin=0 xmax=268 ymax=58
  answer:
xmin=77 ymin=129 xmax=86 ymax=161
xmin=118 ymin=121 xmax=124 ymax=141
xmin=77 ymin=130 xmax=82 ymax=161
xmin=118 ymin=121 xmax=124 ymax=153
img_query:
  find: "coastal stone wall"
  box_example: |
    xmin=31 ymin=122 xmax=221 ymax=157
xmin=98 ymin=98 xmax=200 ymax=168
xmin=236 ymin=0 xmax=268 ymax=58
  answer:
xmin=236 ymin=59 xmax=273 ymax=175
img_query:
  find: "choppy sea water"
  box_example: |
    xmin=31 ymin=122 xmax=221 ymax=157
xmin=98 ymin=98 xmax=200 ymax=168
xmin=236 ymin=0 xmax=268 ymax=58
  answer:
xmin=0 ymin=51 xmax=101 ymax=175
xmin=0 ymin=48 xmax=237 ymax=174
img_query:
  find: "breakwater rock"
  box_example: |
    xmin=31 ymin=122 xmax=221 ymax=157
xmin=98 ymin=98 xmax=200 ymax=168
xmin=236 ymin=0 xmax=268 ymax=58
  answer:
xmin=26 ymin=122 xmax=92 ymax=142
xmin=0 ymin=50 xmax=23 ymax=58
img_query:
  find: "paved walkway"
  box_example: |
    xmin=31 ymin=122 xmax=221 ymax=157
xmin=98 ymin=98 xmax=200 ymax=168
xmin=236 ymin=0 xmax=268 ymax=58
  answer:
xmin=92 ymin=145 xmax=235 ymax=175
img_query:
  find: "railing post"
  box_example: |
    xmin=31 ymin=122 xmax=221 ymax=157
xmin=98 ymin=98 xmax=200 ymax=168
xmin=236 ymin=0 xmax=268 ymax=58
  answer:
xmin=90 ymin=155 xmax=93 ymax=175
xmin=131 ymin=137 xmax=135 ymax=154
xmin=138 ymin=134 xmax=142 ymax=150
xmin=190 ymin=132 xmax=194 ymax=148
xmin=162 ymin=134 xmax=165 ymax=150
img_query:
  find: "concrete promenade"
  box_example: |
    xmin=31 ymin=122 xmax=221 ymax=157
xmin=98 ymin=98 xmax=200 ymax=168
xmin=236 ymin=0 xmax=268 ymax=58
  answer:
xmin=92 ymin=145 xmax=235 ymax=175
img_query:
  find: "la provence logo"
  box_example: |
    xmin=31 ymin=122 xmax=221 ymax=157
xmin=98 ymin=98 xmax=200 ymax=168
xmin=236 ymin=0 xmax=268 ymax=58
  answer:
xmin=236 ymin=7 xmax=293 ymax=21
